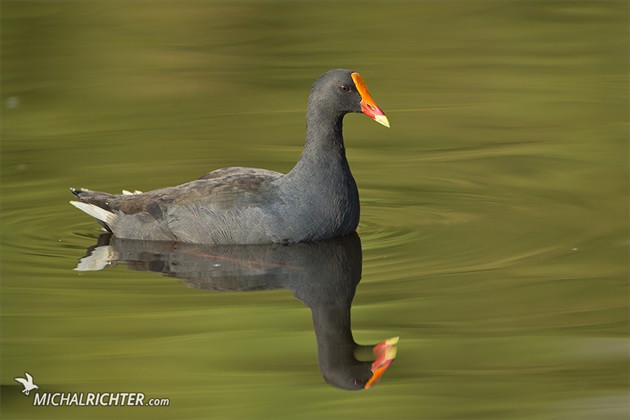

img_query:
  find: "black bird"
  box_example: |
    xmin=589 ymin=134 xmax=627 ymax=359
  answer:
xmin=70 ymin=69 xmax=389 ymax=244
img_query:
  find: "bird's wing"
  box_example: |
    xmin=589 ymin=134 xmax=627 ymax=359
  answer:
xmin=15 ymin=377 xmax=27 ymax=386
xmin=25 ymin=372 xmax=34 ymax=383
xmin=70 ymin=167 xmax=284 ymax=242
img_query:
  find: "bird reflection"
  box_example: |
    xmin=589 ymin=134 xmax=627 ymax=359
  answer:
xmin=76 ymin=232 xmax=398 ymax=390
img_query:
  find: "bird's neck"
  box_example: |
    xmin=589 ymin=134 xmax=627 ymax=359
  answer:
xmin=286 ymin=105 xmax=349 ymax=180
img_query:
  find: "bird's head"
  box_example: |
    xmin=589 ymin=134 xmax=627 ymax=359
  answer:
xmin=310 ymin=69 xmax=390 ymax=128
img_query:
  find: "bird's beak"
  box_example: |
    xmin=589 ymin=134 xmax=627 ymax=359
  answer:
xmin=351 ymin=72 xmax=390 ymax=128
xmin=365 ymin=336 xmax=399 ymax=389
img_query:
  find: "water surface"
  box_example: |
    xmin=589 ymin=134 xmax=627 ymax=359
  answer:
xmin=2 ymin=1 xmax=628 ymax=419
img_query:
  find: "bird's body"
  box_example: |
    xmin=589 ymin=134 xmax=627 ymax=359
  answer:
xmin=70 ymin=69 xmax=389 ymax=244
xmin=72 ymin=163 xmax=358 ymax=244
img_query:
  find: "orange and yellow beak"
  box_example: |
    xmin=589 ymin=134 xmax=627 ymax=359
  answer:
xmin=365 ymin=336 xmax=399 ymax=389
xmin=351 ymin=72 xmax=390 ymax=128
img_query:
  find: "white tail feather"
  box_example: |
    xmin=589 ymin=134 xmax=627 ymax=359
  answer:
xmin=70 ymin=201 xmax=117 ymax=226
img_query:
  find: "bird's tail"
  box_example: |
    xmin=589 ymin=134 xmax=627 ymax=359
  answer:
xmin=69 ymin=188 xmax=118 ymax=232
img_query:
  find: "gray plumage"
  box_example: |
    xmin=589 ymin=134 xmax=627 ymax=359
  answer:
xmin=70 ymin=69 xmax=388 ymax=244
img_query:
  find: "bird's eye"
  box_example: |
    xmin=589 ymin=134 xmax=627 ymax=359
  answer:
xmin=339 ymin=85 xmax=350 ymax=93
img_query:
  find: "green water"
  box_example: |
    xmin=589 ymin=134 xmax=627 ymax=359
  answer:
xmin=1 ymin=1 xmax=628 ymax=419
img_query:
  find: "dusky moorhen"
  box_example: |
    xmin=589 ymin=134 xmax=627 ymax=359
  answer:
xmin=70 ymin=69 xmax=389 ymax=244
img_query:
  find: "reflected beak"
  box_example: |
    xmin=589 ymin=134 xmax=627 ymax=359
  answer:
xmin=351 ymin=72 xmax=390 ymax=128
xmin=365 ymin=336 xmax=399 ymax=389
